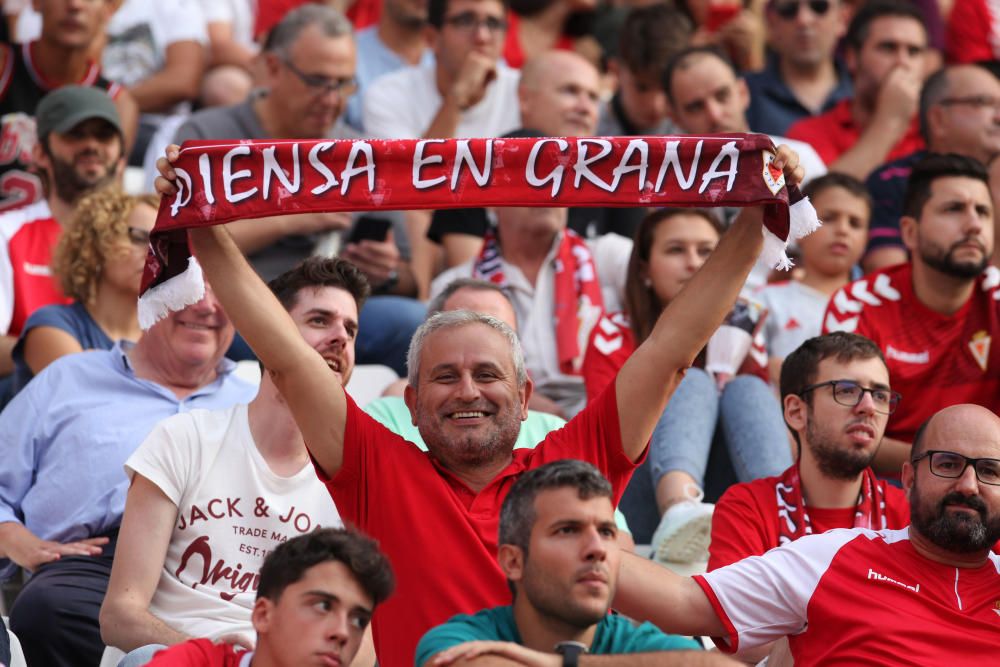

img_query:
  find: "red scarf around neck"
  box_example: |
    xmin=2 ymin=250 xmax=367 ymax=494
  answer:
xmin=138 ymin=135 xmax=818 ymax=327
xmin=775 ymin=464 xmax=888 ymax=546
xmin=473 ymin=227 xmax=602 ymax=374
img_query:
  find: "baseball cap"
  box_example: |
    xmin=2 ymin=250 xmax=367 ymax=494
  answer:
xmin=35 ymin=85 xmax=123 ymax=141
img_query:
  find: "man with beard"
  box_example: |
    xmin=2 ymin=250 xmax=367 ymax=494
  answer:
xmin=156 ymin=142 xmax=806 ymax=665
xmin=415 ymin=460 xmax=729 ymax=666
xmin=610 ymin=403 xmax=1000 ymax=665
xmin=100 ymin=257 xmax=366 ymax=666
xmin=0 ymin=85 xmax=125 ymax=375
xmin=705 ymin=332 xmax=911 ymax=661
xmin=824 ymin=153 xmax=999 ymax=477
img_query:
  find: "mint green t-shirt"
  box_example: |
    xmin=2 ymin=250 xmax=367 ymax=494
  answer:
xmin=415 ymin=605 xmax=701 ymax=666
xmin=363 ymin=397 xmax=631 ymax=533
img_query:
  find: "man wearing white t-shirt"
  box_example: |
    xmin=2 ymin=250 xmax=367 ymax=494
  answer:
xmin=361 ymin=0 xmax=519 ymax=140
xmin=100 ymin=257 xmax=371 ymax=666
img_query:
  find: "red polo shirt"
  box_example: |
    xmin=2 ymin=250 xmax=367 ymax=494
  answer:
xmin=323 ymin=385 xmax=639 ymax=667
xmin=786 ymin=98 xmax=925 ymax=166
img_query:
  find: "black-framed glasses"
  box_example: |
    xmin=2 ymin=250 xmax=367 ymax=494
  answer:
xmin=127 ymin=226 xmax=151 ymax=247
xmin=911 ymin=450 xmax=1000 ymax=486
xmin=281 ymin=57 xmax=357 ymax=96
xmin=799 ymin=379 xmax=901 ymax=414
xmin=772 ymin=0 xmax=832 ymax=20
xmin=938 ymin=95 xmax=1000 ymax=112
xmin=443 ymin=12 xmax=508 ymax=34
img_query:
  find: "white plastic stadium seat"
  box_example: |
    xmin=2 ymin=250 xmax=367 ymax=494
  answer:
xmin=345 ymin=364 xmax=399 ymax=407
xmin=2 ymin=617 xmax=26 ymax=667
xmin=99 ymin=646 xmax=125 ymax=667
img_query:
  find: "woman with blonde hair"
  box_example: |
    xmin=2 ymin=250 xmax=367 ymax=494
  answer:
xmin=7 ymin=188 xmax=158 ymax=397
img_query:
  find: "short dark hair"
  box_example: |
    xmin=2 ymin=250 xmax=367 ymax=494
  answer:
xmin=662 ymin=45 xmax=735 ymax=104
xmin=616 ymin=4 xmax=693 ymax=78
xmin=902 ymin=153 xmax=989 ymax=220
xmin=780 ymin=333 xmax=888 ymax=448
xmin=256 ymin=528 xmax=395 ymax=606
xmin=802 ymin=172 xmax=872 ymax=214
xmin=428 ymin=0 xmax=511 ymax=28
xmin=780 ymin=332 xmax=887 ymax=404
xmin=427 ymin=278 xmax=511 ymax=317
xmin=499 ymin=460 xmax=612 ymax=554
xmin=625 ymin=208 xmax=724 ymax=344
xmin=844 ymin=0 xmax=926 ymax=52
xmin=267 ymin=256 xmax=371 ymax=313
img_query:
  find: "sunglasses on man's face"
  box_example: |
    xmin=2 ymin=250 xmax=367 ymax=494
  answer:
xmin=772 ymin=0 xmax=832 ymax=20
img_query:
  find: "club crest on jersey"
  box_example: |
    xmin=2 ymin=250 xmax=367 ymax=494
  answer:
xmin=761 ymin=150 xmax=785 ymax=195
xmin=968 ymin=331 xmax=991 ymax=372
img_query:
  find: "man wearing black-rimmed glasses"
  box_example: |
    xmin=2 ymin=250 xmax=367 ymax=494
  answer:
xmin=706 ymin=332 xmax=911 ymax=662
xmin=608 ymin=402 xmax=1000 ymax=666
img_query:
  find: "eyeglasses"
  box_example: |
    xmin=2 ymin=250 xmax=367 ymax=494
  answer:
xmin=772 ymin=0 xmax=832 ymax=20
xmin=799 ymin=379 xmax=901 ymax=415
xmin=443 ymin=12 xmax=508 ymax=34
xmin=938 ymin=95 xmax=1000 ymax=111
xmin=280 ymin=57 xmax=357 ymax=96
xmin=127 ymin=226 xmax=151 ymax=247
xmin=911 ymin=450 xmax=1000 ymax=486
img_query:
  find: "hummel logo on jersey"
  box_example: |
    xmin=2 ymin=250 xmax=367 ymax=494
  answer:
xmin=784 ymin=317 xmax=801 ymax=331
xmin=22 ymin=261 xmax=51 ymax=276
xmin=885 ymin=345 xmax=929 ymax=365
xmin=867 ymin=568 xmax=920 ymax=593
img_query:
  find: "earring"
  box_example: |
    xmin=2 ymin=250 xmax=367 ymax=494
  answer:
xmin=643 ymin=278 xmax=652 ymax=288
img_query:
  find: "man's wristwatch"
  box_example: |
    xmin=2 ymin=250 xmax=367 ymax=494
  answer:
xmin=553 ymin=641 xmax=588 ymax=666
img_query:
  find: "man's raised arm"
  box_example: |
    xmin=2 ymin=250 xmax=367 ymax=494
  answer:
xmin=614 ymin=147 xmax=804 ymax=460
xmin=156 ymin=149 xmax=348 ymax=478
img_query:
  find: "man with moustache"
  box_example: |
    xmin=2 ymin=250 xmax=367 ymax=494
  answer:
xmin=824 ymin=154 xmax=1000 ymax=478
xmin=707 ymin=332 xmax=911 ymax=662
xmin=415 ymin=460 xmax=730 ymax=666
xmin=158 ymin=142 xmax=806 ymax=664
xmin=101 ymin=257 xmax=368 ymax=666
xmin=0 ymin=85 xmax=126 ymax=376
xmin=613 ymin=403 xmax=1000 ymax=665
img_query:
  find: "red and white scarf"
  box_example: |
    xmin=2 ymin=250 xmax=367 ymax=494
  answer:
xmin=775 ymin=465 xmax=888 ymax=546
xmin=137 ymin=135 xmax=819 ymax=327
xmin=473 ymin=227 xmax=603 ymax=374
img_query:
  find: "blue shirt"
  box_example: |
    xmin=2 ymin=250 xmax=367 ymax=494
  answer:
xmin=9 ymin=300 xmax=113 ymax=399
xmin=345 ymin=26 xmax=434 ymax=131
xmin=864 ymin=150 xmax=925 ymax=258
xmin=0 ymin=342 xmax=257 ymax=579
xmin=415 ymin=605 xmax=700 ymax=666
xmin=744 ymin=55 xmax=853 ymax=137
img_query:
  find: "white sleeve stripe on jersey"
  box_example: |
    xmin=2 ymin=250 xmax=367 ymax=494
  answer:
xmin=693 ymin=575 xmax=740 ymax=653
xmin=872 ymin=274 xmax=901 ymax=301
xmin=825 ymin=312 xmax=858 ymax=333
xmin=700 ymin=528 xmax=878 ymax=650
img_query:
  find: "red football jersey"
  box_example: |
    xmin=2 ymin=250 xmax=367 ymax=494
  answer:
xmin=707 ymin=471 xmax=911 ymax=571
xmin=582 ymin=310 xmax=769 ymax=404
xmin=0 ymin=200 xmax=70 ymax=336
xmin=697 ymin=527 xmax=1000 ymax=665
xmin=822 ymin=263 xmax=1000 ymax=443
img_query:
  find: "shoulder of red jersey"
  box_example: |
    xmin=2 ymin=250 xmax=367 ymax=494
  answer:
xmin=0 ymin=199 xmax=53 ymax=239
xmin=589 ymin=311 xmax=632 ymax=358
xmin=823 ymin=266 xmax=908 ymax=333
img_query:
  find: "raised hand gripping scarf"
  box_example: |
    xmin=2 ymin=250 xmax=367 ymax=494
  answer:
xmin=138 ymin=133 xmax=819 ymax=327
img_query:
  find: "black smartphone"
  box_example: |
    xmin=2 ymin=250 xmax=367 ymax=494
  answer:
xmin=346 ymin=216 xmax=392 ymax=244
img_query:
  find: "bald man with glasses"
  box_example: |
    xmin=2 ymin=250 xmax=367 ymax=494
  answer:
xmin=611 ymin=402 xmax=1000 ymax=666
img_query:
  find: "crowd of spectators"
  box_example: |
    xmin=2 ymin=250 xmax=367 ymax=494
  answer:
xmin=0 ymin=0 xmax=998 ymax=665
